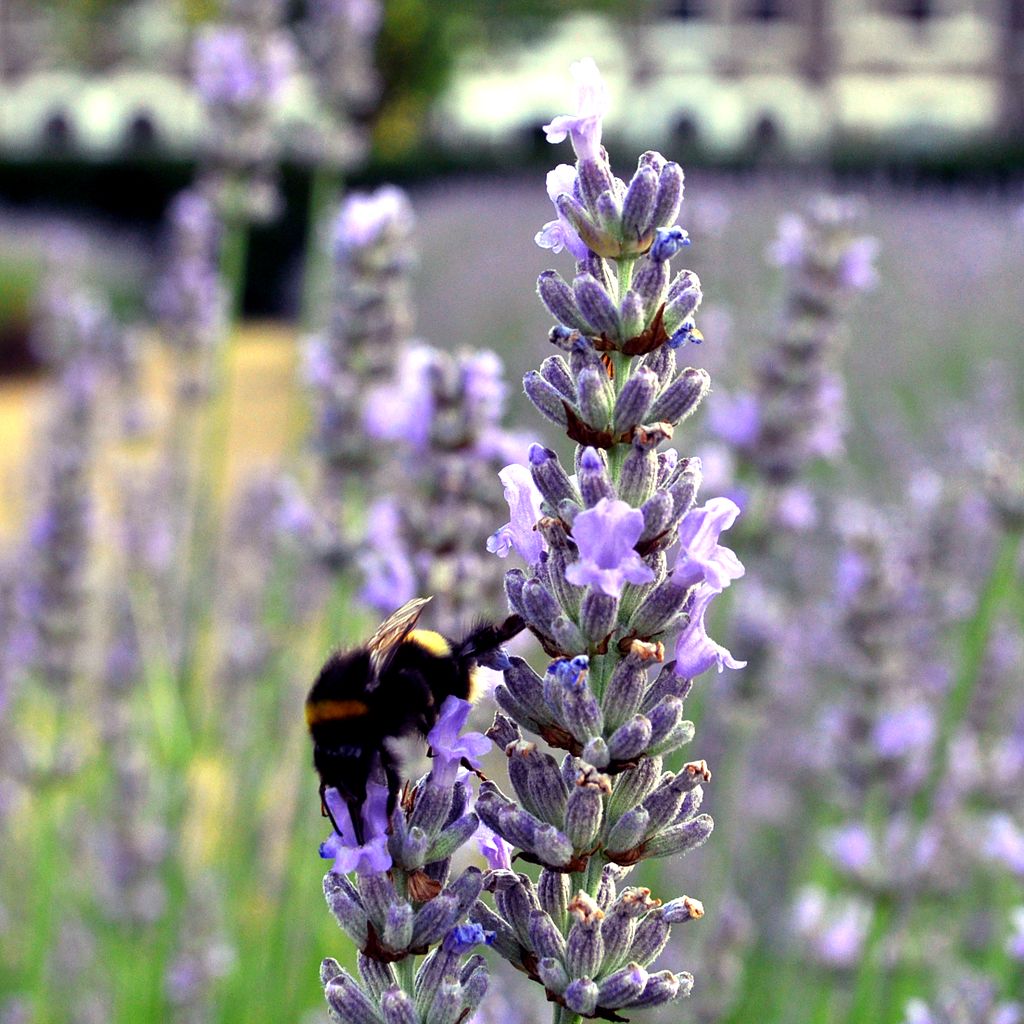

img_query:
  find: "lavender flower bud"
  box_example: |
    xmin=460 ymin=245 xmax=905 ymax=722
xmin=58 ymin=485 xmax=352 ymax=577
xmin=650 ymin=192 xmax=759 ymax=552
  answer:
xmin=564 ymin=978 xmax=599 ymax=1016
xmin=497 ymin=805 xmax=542 ymax=851
xmin=578 ymin=447 xmax=616 ymax=507
xmin=576 ymin=365 xmax=614 ymax=429
xmin=539 ymin=354 xmax=576 ymax=401
xmin=621 ymin=165 xmax=659 ymax=246
xmin=505 ymin=569 xmax=528 ymax=618
xmin=393 ymin=825 xmax=429 ymax=870
xmin=460 ymin=963 xmax=489 ymax=1016
xmin=325 ymin=970 xmax=381 ymax=1024
xmin=565 ymin=779 xmax=604 ymax=850
xmin=324 ymin=873 xmax=369 ymax=948
xmin=529 ymin=445 xmax=579 ymax=509
xmin=522 ymin=578 xmax=561 ymax=636
xmin=573 ymin=274 xmax=620 ymax=339
xmin=533 ymin=824 xmax=575 ymax=867
xmin=630 ymin=915 xmax=670 ymax=967
xmin=649 ymin=367 xmax=710 ymax=425
xmin=358 ymin=954 xmax=397 ymax=1000
xmin=631 ymin=576 xmax=690 ymax=636
xmin=648 ymin=698 xmax=692 ymax=751
xmin=544 ymin=542 xmax=585 ymax=620
xmin=642 ymin=777 xmax=689 ymax=836
xmin=595 ymin=190 xmax=623 ymax=239
xmin=487 ymin=712 xmax=521 ymax=749
xmin=494 ymin=685 xmax=543 ymax=735
xmin=384 ymin=901 xmax=415 ymax=950
xmin=650 ymin=226 xmax=690 ymax=264
xmin=619 ymin=438 xmax=661 ymax=507
xmin=491 ymin=873 xmax=537 ymax=948
xmin=581 ymin=736 xmax=611 ymax=769
xmin=504 ymin=657 xmax=546 ymax=713
xmin=668 ymin=464 xmax=702 ymax=521
xmin=359 ymin=873 xmax=399 ymax=929
xmin=537 ymin=957 xmax=570 ymax=994
xmin=650 ymin=162 xmax=685 ymax=232
xmin=410 ymin=781 xmax=453 ymax=835
xmin=537 ymin=270 xmax=591 ymax=333
xmin=643 ymin=815 xmax=714 ymax=860
xmin=429 ymin=981 xmax=463 ymax=1024
xmin=380 ymin=986 xmax=418 ymax=1024
xmin=566 ymin=902 xmax=605 ymax=980
xmin=660 ymin=896 xmax=705 ymax=924
xmin=606 ymin=807 xmax=650 ymax=855
xmin=598 ymin=963 xmax=649 ymax=1008
xmin=528 ymin=909 xmax=567 ymax=961
xmin=631 ymin=256 xmax=670 ymax=314
xmin=619 ymin=290 xmax=646 ymax=341
xmin=539 ymin=869 xmax=571 ymax=932
xmin=551 ymin=615 xmax=587 ymax=653
xmin=603 ymin=653 xmax=649 ymax=730
xmin=556 ymin=194 xmax=614 ymax=258
xmin=428 ymin=814 xmax=479 ymax=863
xmin=633 ymin=970 xmax=692 ymax=1008
xmin=322 ymin=958 xmax=344 ymax=986
xmin=662 ymin=271 xmax=702 ymax=336
xmin=607 ymin=715 xmax=653 ymax=763
xmin=612 ymin=368 xmax=658 ymax=436
xmin=524 ymin=370 xmax=570 ymax=426
xmin=607 ymin=758 xmax=662 ymax=824
xmin=638 ymin=490 xmax=674 ymax=546
xmin=641 ymin=343 xmax=676 ymax=390
xmin=525 ymin=748 xmax=570 ymax=825
xmin=576 ymin=157 xmax=615 ymax=212
xmin=580 ymin=589 xmax=619 ymax=647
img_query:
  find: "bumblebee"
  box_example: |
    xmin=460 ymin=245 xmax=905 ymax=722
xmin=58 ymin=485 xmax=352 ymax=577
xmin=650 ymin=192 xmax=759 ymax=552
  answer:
xmin=306 ymin=597 xmax=525 ymax=843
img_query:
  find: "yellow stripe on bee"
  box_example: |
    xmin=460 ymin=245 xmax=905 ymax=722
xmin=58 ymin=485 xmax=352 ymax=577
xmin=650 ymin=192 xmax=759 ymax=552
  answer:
xmin=408 ymin=629 xmax=452 ymax=658
xmin=467 ymin=666 xmax=481 ymax=704
xmin=305 ymin=699 xmax=369 ymax=726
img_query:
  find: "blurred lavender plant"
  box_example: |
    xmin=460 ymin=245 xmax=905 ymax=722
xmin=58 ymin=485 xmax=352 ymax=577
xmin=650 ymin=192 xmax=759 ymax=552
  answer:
xmin=360 ymin=344 xmax=530 ymax=632
xmin=302 ymin=185 xmax=416 ymax=559
xmin=901 ymin=974 xmax=1022 ymax=1024
xmin=296 ymin=0 xmax=381 ymax=167
xmin=710 ymin=195 xmax=877 ymax=529
xmin=192 ymin=0 xmax=296 ymax=222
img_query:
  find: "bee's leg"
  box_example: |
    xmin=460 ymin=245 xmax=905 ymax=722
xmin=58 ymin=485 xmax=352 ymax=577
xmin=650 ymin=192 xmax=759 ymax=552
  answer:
xmin=320 ymin=781 xmax=344 ymax=836
xmin=382 ymin=754 xmax=402 ymax=834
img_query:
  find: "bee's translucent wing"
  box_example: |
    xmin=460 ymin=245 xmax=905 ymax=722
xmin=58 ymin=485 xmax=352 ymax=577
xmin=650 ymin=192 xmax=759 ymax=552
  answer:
xmin=367 ymin=596 xmax=432 ymax=680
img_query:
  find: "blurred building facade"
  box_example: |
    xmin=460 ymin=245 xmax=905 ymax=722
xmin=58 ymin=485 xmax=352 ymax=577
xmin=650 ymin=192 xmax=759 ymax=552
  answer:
xmin=0 ymin=0 xmax=1022 ymax=159
xmin=441 ymin=0 xmax=1024 ymax=157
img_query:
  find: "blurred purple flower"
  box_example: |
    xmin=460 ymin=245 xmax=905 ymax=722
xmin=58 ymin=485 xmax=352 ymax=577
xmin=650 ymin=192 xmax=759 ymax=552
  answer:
xmin=872 ymin=703 xmax=935 ymax=759
xmin=565 ymin=497 xmax=655 ymax=597
xmin=359 ymin=499 xmax=416 ymax=613
xmin=427 ymin=697 xmax=492 ymax=788
xmin=363 ymin=345 xmax=435 ymax=450
xmin=985 ymin=814 xmax=1024 ymax=875
xmin=707 ymin=391 xmax=760 ymax=449
xmin=462 ymin=350 xmax=508 ymax=423
xmin=838 ymin=236 xmax=879 ymax=292
xmin=828 ymin=823 xmax=872 ymax=872
xmin=536 ymin=164 xmax=589 ymax=260
xmin=320 ymin=780 xmax=392 ymax=875
xmin=774 ymin=485 xmax=818 ymax=532
xmin=674 ymin=583 xmax=745 ymax=679
xmin=333 ymin=186 xmax=414 ymax=254
xmin=673 ymin=497 xmax=745 ymax=591
xmin=766 ymin=213 xmax=806 ymax=268
xmin=542 ymin=57 xmax=608 ymax=162
xmin=487 ymin=464 xmax=545 ymax=565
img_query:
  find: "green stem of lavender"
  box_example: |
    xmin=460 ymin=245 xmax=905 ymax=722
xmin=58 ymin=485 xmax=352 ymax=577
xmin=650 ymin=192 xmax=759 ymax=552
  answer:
xmin=220 ymin=213 xmax=250 ymax=327
xmin=846 ymin=895 xmax=893 ymax=1024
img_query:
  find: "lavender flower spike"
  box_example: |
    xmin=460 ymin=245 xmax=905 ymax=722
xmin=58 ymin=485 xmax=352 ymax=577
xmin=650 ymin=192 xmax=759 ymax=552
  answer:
xmin=542 ymin=57 xmax=608 ymax=162
xmin=565 ymin=498 xmax=656 ymax=598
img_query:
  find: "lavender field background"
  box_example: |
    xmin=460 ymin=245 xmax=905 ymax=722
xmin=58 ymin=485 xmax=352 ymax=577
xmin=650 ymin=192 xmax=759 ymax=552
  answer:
xmin=2 ymin=5 xmax=1024 ymax=1024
